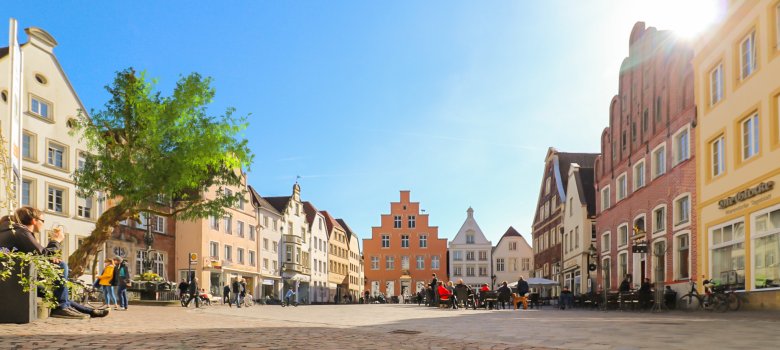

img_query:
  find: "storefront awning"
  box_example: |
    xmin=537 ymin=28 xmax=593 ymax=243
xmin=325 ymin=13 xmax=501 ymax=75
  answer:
xmin=262 ymin=279 xmax=275 ymax=285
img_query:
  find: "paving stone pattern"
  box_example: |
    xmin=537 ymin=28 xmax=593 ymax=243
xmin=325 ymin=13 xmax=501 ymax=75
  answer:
xmin=0 ymin=304 xmax=778 ymax=349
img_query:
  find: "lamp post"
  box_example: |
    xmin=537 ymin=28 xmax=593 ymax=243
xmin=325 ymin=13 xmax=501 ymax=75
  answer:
xmin=142 ymin=213 xmax=156 ymax=275
xmin=491 ymin=274 xmax=496 ymax=290
xmin=587 ymin=244 xmax=598 ymax=295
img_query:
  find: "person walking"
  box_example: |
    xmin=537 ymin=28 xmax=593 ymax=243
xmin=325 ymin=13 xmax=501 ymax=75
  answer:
xmin=114 ymin=257 xmax=131 ymax=310
xmin=429 ymin=274 xmax=439 ymax=307
xmin=184 ymin=277 xmax=201 ymax=308
xmin=232 ymin=278 xmax=242 ymax=308
xmin=224 ymin=284 xmax=231 ymax=306
xmin=98 ymin=258 xmax=119 ymax=310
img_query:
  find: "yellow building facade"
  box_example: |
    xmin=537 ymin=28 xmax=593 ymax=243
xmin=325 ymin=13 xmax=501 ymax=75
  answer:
xmin=693 ymin=0 xmax=780 ymax=308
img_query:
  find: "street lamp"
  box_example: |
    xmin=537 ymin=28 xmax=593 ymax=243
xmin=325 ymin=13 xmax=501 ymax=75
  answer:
xmin=142 ymin=213 xmax=156 ymax=275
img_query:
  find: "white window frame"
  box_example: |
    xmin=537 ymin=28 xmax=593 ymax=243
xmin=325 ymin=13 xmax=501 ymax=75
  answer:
xmin=225 ymin=245 xmax=233 ymax=262
xmin=708 ymin=219 xmax=745 ymax=288
xmin=76 ymin=195 xmax=93 ymax=219
xmin=371 ymin=256 xmax=379 ymax=270
xmin=673 ymin=193 xmax=692 ymax=230
xmin=651 ymin=237 xmax=668 ymax=283
xmin=618 ymin=223 xmax=629 ymax=248
xmin=416 ymin=256 xmax=424 ymax=270
xmin=419 ymin=234 xmax=427 ymax=248
xmin=496 ymin=258 xmax=505 ymax=272
xmin=672 ymin=126 xmax=690 ymax=166
xmin=21 ymin=178 xmax=35 ymax=207
xmin=401 ymin=235 xmax=409 ymax=248
xmin=739 ymin=30 xmax=757 ymax=80
xmin=249 ymin=250 xmax=256 ymax=267
xmin=237 ymin=248 xmax=245 ymax=265
xmin=618 ymin=251 xmax=628 ymax=281
xmin=633 ymin=160 xmax=646 ymax=191
xmin=601 ymin=185 xmax=611 ymax=212
xmin=710 ymin=63 xmax=723 ymax=106
xmin=209 ymin=241 xmax=219 ymax=259
xmin=46 ymin=183 xmax=67 ymax=215
xmin=46 ymin=140 xmax=68 ymax=170
xmin=616 ymin=173 xmax=627 ymax=201
xmin=29 ymin=94 xmax=52 ymax=119
xmin=22 ymin=131 xmax=36 ymax=161
xmin=673 ymin=231 xmax=691 ymax=281
xmin=381 ymin=235 xmax=390 ymax=248
xmin=431 ymin=256 xmax=440 ymax=270
xmin=711 ymin=135 xmax=726 ymax=178
xmin=652 ymin=204 xmax=667 ymax=237
xmin=651 ymin=143 xmax=666 ymax=179
xmin=741 ymin=113 xmax=760 ymax=161
xmin=601 ymin=231 xmax=611 ymax=254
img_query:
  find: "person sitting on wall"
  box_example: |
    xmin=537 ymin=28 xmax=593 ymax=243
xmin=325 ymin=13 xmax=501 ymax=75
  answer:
xmin=0 ymin=207 xmax=109 ymax=319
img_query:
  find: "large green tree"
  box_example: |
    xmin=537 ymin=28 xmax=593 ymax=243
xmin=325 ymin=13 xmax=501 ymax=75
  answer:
xmin=67 ymin=68 xmax=253 ymax=277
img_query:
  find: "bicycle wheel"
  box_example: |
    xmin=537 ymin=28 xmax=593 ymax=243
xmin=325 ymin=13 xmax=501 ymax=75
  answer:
xmin=87 ymin=290 xmax=104 ymax=308
xmin=726 ymin=292 xmax=741 ymax=311
xmin=677 ymin=293 xmax=701 ymax=312
xmin=713 ymin=294 xmax=729 ymax=313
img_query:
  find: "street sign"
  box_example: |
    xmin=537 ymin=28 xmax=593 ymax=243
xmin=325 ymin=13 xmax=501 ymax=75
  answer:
xmin=189 ymin=253 xmax=198 ymax=263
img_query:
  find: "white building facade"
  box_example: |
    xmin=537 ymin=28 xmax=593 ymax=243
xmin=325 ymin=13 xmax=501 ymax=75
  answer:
xmin=1 ymin=24 xmax=101 ymax=270
xmin=448 ymin=207 xmax=492 ymax=288
xmin=304 ymin=201 xmax=329 ymax=303
xmin=250 ymin=186 xmax=283 ymax=300
xmin=561 ymin=163 xmax=597 ymax=296
xmin=492 ymin=227 xmax=533 ymax=287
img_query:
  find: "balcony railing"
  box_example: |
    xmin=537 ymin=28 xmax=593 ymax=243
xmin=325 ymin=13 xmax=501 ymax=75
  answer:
xmin=282 ymin=234 xmax=302 ymax=245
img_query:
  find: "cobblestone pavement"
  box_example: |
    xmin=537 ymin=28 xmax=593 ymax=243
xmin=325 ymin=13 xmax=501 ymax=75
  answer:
xmin=0 ymin=303 xmax=778 ymax=349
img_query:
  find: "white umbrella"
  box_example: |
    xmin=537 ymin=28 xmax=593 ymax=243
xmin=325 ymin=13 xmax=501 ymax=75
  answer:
xmin=508 ymin=277 xmax=559 ymax=288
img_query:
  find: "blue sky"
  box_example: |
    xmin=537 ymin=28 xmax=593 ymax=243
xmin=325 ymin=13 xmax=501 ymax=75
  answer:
xmin=3 ymin=1 xmax=719 ymax=244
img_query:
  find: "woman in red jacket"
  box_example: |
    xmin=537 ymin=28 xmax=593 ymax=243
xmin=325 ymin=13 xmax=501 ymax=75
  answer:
xmin=438 ymin=282 xmax=457 ymax=309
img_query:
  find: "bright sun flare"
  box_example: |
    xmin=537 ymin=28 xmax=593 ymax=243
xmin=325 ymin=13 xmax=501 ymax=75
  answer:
xmin=639 ymin=0 xmax=723 ymax=39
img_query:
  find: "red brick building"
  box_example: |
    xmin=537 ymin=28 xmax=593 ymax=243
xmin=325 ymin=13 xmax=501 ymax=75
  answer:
xmin=594 ymin=22 xmax=697 ymax=294
xmin=106 ymin=214 xmax=177 ymax=281
xmin=363 ymin=191 xmax=447 ymax=299
xmin=532 ymin=148 xmax=598 ymax=295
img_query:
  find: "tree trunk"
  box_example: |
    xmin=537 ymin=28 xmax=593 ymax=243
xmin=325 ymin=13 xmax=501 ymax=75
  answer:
xmin=67 ymin=204 xmax=133 ymax=278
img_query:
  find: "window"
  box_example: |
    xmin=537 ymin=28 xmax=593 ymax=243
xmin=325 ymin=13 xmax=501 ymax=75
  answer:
xmin=653 ymin=207 xmax=666 ymax=233
xmin=710 ymin=135 xmax=726 ymax=177
xmin=710 ymin=64 xmax=723 ymax=106
xmin=237 ymin=221 xmax=245 ymax=238
xmin=466 ymin=267 xmax=475 ymax=277
xmin=385 ymin=256 xmax=395 ymax=270
xmin=22 ymin=132 xmax=35 ymax=160
xmin=711 ymin=221 xmax=745 ymax=286
xmin=416 ymin=256 xmax=424 ymax=269
xmin=603 ymin=258 xmax=612 ymax=290
xmin=263 ymin=238 xmax=269 ymax=250
xmin=575 ymin=227 xmax=580 ymax=249
xmin=509 ymin=242 xmax=517 ymax=251
xmin=223 ymin=216 xmax=232 ymax=234
xmin=21 ymin=179 xmax=33 ymax=206
xmin=479 ymin=251 xmax=487 ymax=261
xmin=401 ymin=235 xmax=409 ymax=248
xmin=77 ymin=152 xmax=87 ymax=170
xmin=633 ymin=161 xmax=645 ymax=190
xmin=75 ymin=196 xmax=93 ymax=219
xmin=46 ymin=142 xmax=66 ymax=169
xmin=381 ymin=235 xmax=390 ymax=248
xmin=393 ymin=216 xmax=401 ymax=228
xmin=371 ymin=256 xmax=379 ymax=270
xmin=453 ymin=250 xmax=462 ymax=261
xmin=642 ymin=108 xmax=649 ymax=133
xmin=675 ymin=195 xmax=690 ymax=225
xmin=47 ymin=185 xmax=65 ymax=213
xmin=263 ymin=258 xmax=268 ymax=269
xmin=602 ymin=232 xmax=611 ymax=252
xmin=619 ymin=225 xmax=628 ymax=247
xmin=752 ymin=206 xmax=780 ymax=289
xmin=401 ymin=256 xmax=410 ymax=270
xmin=522 ymin=258 xmax=530 ymax=271
xmin=652 ymin=145 xmax=666 ymax=179
xmin=545 ymin=177 xmax=551 ymax=195
xmin=209 ymin=242 xmax=219 ymax=259
xmin=454 ymin=267 xmax=462 ymax=276
xmin=742 ymin=113 xmax=760 ymax=160
xmin=225 ymin=245 xmax=233 ymax=261
xmin=431 ymin=256 xmax=440 ymax=270
xmin=30 ymin=96 xmax=51 ymax=119
xmin=466 ymin=251 xmax=475 ymax=261
xmin=496 ymin=258 xmax=505 ymax=272
xmin=419 ymin=235 xmax=427 ymax=248
xmin=466 ymin=234 xmax=475 ymax=244
xmin=617 ymin=174 xmax=627 ymax=201
xmin=249 ymin=225 xmax=256 ymax=241
xmin=408 ymin=215 xmax=416 ymax=228
xmin=479 ymin=266 xmax=488 ymax=276
xmin=237 ymin=248 xmax=244 ymax=264
xmin=273 ymin=241 xmax=278 ymax=253
xmin=285 ymin=245 xmax=293 ymax=262
xmin=740 ymin=30 xmax=757 ymax=80
xmin=675 ymin=233 xmax=690 ymax=280
xmin=210 ymin=216 xmax=219 ymax=230
xmin=618 ymin=252 xmax=628 ymax=281
xmin=601 ymin=186 xmax=611 ymax=211
xmin=673 ymin=129 xmax=690 ymax=166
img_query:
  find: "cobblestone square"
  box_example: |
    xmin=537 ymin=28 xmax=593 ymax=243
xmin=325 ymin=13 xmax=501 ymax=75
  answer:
xmin=1 ymin=304 xmax=778 ymax=349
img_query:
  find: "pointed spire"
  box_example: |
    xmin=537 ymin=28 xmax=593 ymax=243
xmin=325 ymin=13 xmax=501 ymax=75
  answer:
xmin=467 ymin=206 xmax=474 ymax=218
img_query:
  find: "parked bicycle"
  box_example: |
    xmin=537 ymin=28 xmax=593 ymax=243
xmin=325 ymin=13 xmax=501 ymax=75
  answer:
xmin=678 ymin=279 xmax=728 ymax=312
xmin=69 ymin=278 xmax=104 ymax=308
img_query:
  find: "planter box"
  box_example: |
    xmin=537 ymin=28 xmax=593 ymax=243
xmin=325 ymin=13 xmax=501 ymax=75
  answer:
xmin=0 ymin=263 xmax=37 ymax=324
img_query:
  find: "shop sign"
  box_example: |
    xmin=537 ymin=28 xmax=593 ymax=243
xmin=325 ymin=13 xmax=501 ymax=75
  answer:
xmin=718 ymin=181 xmax=774 ymax=209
